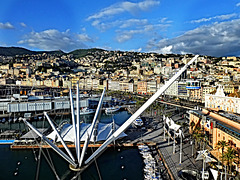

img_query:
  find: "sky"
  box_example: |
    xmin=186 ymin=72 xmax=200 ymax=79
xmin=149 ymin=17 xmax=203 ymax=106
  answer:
xmin=0 ymin=0 xmax=240 ymax=57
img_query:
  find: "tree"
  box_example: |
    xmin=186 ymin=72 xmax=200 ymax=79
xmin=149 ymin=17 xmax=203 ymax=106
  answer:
xmin=217 ymin=140 xmax=228 ymax=168
xmin=234 ymin=148 xmax=240 ymax=176
xmin=223 ymin=147 xmax=236 ymax=174
xmin=192 ymin=130 xmax=204 ymax=151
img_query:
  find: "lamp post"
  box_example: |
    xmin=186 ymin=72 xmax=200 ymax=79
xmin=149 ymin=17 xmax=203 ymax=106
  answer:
xmin=163 ymin=115 xmax=166 ymax=141
xmin=173 ymin=129 xmax=176 ymax=154
xmin=179 ymin=133 xmax=182 ymax=164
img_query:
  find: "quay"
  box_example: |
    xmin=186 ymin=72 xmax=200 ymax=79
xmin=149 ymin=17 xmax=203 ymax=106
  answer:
xmin=10 ymin=141 xmax=156 ymax=149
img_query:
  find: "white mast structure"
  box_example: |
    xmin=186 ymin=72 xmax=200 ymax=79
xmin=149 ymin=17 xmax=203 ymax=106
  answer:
xmin=44 ymin=112 xmax=76 ymax=162
xmin=76 ymin=83 xmax=81 ymax=164
xmin=79 ymin=87 xmax=106 ymax=167
xmin=23 ymin=83 xmax=106 ymax=170
xmin=22 ymin=118 xmax=78 ymax=168
xmin=69 ymin=87 xmax=77 ymax=157
xmin=23 ymin=55 xmax=198 ymax=171
xmin=85 ymin=55 xmax=199 ymax=165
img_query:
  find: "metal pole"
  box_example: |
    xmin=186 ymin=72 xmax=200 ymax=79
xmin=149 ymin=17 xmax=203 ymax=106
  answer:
xmin=180 ymin=134 xmax=182 ymax=164
xmin=191 ymin=139 xmax=194 ymax=156
xmin=76 ymin=82 xmax=81 ymax=163
xmin=79 ymin=87 xmax=106 ymax=167
xmin=173 ymin=129 xmax=175 ymax=154
xmin=168 ymin=127 xmax=170 ymax=145
xmin=22 ymin=118 xmax=77 ymax=168
xmin=69 ymin=88 xmax=77 ymax=157
xmin=202 ymin=157 xmax=205 ymax=180
xmin=225 ymin=164 xmax=227 ymax=180
xmin=44 ymin=112 xmax=76 ymax=162
xmin=163 ymin=115 xmax=166 ymax=141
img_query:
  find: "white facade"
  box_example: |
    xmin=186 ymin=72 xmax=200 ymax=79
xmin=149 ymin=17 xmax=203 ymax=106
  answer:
xmin=205 ymin=86 xmax=240 ymax=113
xmin=147 ymin=81 xmax=157 ymax=94
xmin=165 ymin=81 xmax=178 ymax=97
xmin=108 ymin=80 xmax=120 ymax=91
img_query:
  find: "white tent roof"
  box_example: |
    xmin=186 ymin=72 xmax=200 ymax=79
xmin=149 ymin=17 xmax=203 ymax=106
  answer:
xmin=166 ymin=117 xmax=181 ymax=131
xmin=47 ymin=122 xmax=127 ymax=143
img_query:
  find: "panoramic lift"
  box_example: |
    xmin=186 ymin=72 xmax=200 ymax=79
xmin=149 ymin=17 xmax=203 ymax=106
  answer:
xmin=23 ymin=55 xmax=199 ymax=172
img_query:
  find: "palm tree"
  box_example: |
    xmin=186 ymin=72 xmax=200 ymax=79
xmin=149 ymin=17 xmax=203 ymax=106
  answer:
xmin=217 ymin=140 xmax=228 ymax=168
xmin=192 ymin=130 xmax=204 ymax=151
xmin=234 ymin=148 xmax=240 ymax=176
xmin=190 ymin=121 xmax=195 ymax=133
xmin=223 ymin=147 xmax=236 ymax=174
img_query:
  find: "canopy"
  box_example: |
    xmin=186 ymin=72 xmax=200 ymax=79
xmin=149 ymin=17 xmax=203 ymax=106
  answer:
xmin=47 ymin=122 xmax=127 ymax=143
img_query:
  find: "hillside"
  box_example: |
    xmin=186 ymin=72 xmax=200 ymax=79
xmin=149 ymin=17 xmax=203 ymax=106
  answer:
xmin=68 ymin=48 xmax=105 ymax=58
xmin=0 ymin=47 xmax=65 ymax=56
xmin=0 ymin=47 xmax=35 ymax=56
xmin=0 ymin=46 xmax=105 ymax=57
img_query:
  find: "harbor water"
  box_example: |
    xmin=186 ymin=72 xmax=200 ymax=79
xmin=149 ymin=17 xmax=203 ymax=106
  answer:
xmin=0 ymin=111 xmax=144 ymax=180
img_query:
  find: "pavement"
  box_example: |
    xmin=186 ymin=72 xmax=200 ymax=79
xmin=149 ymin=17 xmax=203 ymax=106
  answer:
xmin=125 ymin=108 xmax=205 ymax=180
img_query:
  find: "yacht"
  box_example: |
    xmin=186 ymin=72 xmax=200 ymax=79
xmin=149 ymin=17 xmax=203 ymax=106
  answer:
xmin=105 ymin=106 xmax=120 ymax=114
xmin=74 ymin=107 xmax=96 ymax=115
xmin=133 ymin=117 xmax=143 ymax=127
xmin=80 ymin=107 xmax=95 ymax=115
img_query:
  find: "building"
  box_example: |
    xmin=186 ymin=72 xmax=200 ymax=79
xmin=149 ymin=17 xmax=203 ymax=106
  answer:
xmin=188 ymin=109 xmax=240 ymax=173
xmin=205 ymin=86 xmax=240 ymax=113
xmin=137 ymin=81 xmax=147 ymax=95
xmin=147 ymin=80 xmax=157 ymax=94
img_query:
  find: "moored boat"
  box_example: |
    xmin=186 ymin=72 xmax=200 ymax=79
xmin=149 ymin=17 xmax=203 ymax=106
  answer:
xmin=133 ymin=117 xmax=143 ymax=127
xmin=105 ymin=106 xmax=121 ymax=114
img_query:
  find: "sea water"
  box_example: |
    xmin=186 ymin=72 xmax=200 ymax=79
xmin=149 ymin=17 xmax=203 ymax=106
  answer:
xmin=0 ymin=111 xmax=144 ymax=180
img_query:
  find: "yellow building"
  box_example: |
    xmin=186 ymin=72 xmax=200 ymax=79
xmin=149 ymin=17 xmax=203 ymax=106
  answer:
xmin=137 ymin=81 xmax=147 ymax=95
xmin=189 ymin=109 xmax=240 ymax=173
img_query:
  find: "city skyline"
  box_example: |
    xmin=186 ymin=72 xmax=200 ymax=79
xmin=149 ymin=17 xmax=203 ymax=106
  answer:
xmin=0 ymin=0 xmax=240 ymax=57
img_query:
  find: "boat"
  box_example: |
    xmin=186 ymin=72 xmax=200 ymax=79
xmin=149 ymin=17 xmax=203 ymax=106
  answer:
xmin=105 ymin=106 xmax=121 ymax=114
xmin=80 ymin=107 xmax=95 ymax=115
xmin=133 ymin=117 xmax=143 ymax=127
xmin=74 ymin=107 xmax=96 ymax=115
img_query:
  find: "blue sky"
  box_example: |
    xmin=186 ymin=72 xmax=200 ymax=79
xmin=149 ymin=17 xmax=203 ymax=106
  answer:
xmin=0 ymin=0 xmax=240 ymax=56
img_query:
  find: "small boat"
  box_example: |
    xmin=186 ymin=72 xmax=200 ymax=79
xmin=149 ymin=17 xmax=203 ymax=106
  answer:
xmin=2 ymin=118 xmax=6 ymax=123
xmin=105 ymin=106 xmax=120 ymax=114
xmin=13 ymin=118 xmax=18 ymax=123
xmin=133 ymin=117 xmax=143 ymax=127
xmin=80 ymin=107 xmax=95 ymax=115
xmin=75 ymin=107 xmax=96 ymax=115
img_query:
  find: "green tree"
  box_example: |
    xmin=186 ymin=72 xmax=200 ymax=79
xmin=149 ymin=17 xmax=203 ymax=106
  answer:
xmin=223 ymin=147 xmax=236 ymax=174
xmin=192 ymin=130 xmax=204 ymax=151
xmin=217 ymin=140 xmax=228 ymax=168
xmin=234 ymin=149 xmax=240 ymax=176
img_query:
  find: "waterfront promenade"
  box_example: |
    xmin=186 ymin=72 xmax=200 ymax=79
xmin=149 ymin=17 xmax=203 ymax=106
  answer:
xmin=126 ymin=109 xmax=204 ymax=180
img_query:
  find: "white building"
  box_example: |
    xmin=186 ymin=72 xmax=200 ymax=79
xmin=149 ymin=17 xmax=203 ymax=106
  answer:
xmin=205 ymin=86 xmax=240 ymax=113
xmin=108 ymin=80 xmax=120 ymax=91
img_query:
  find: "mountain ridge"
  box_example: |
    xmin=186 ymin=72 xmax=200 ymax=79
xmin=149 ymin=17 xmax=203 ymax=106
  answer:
xmin=0 ymin=46 xmax=105 ymax=57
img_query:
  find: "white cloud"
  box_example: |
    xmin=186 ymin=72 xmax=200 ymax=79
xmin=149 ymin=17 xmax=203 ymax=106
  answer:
xmin=116 ymin=23 xmax=170 ymax=43
xmin=190 ymin=13 xmax=237 ymax=23
xmin=87 ymin=0 xmax=160 ymax=21
xmin=20 ymin=22 xmax=27 ymax=28
xmin=18 ymin=29 xmax=89 ymax=52
xmin=77 ymin=34 xmax=94 ymax=42
xmin=236 ymin=2 xmax=240 ymax=6
xmin=92 ymin=18 xmax=149 ymax=31
xmin=156 ymin=45 xmax=173 ymax=54
xmin=119 ymin=19 xmax=148 ymax=28
xmin=0 ymin=22 xmax=14 ymax=29
xmin=147 ymin=19 xmax=240 ymax=56
xmin=116 ymin=27 xmax=150 ymax=43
